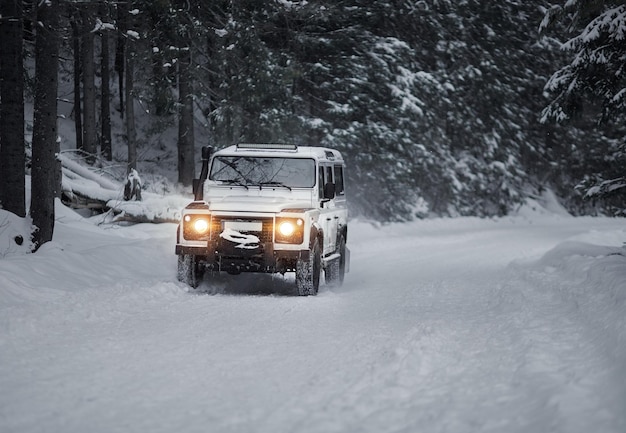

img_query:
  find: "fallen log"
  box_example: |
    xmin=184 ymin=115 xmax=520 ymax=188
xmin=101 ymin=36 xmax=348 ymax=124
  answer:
xmin=59 ymin=153 xmax=190 ymax=224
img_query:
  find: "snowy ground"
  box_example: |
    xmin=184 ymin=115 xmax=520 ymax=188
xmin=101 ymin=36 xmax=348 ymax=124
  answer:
xmin=1 ymin=200 xmax=625 ymax=433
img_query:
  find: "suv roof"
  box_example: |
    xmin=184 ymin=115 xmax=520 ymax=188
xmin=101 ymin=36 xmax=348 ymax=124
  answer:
xmin=215 ymin=144 xmax=344 ymax=164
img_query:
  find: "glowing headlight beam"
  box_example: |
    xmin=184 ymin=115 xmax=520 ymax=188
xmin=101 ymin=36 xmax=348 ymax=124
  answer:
xmin=194 ymin=219 xmax=209 ymax=234
xmin=279 ymin=221 xmax=295 ymax=237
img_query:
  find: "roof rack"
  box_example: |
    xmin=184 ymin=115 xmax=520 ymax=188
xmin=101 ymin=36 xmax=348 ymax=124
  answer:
xmin=236 ymin=143 xmax=297 ymax=151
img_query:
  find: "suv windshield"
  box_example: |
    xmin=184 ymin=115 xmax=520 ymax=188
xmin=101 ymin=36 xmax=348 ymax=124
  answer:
xmin=209 ymin=156 xmax=315 ymax=188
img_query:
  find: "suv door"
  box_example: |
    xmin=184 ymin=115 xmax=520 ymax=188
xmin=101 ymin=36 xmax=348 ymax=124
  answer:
xmin=318 ymin=164 xmax=338 ymax=255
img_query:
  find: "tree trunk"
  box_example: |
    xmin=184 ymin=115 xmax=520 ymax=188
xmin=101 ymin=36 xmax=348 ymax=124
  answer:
xmin=81 ymin=7 xmax=97 ymax=161
xmin=21 ymin=0 xmax=36 ymax=42
xmin=177 ymin=45 xmax=195 ymax=186
xmin=0 ymin=0 xmax=26 ymax=217
xmin=125 ymin=34 xmax=137 ymax=171
xmin=70 ymin=13 xmax=83 ymax=151
xmin=152 ymin=46 xmax=171 ymax=116
xmin=100 ymin=3 xmax=112 ymax=161
xmin=115 ymin=4 xmax=126 ymax=118
xmin=31 ymin=0 xmax=60 ymax=251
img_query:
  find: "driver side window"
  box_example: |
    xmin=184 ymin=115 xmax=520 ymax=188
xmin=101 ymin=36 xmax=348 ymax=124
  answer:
xmin=318 ymin=166 xmax=325 ymax=199
xmin=318 ymin=165 xmax=334 ymax=199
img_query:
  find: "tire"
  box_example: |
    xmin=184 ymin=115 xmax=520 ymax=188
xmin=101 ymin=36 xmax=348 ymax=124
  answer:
xmin=325 ymin=234 xmax=346 ymax=287
xmin=177 ymin=254 xmax=202 ymax=288
xmin=296 ymin=238 xmax=321 ymax=296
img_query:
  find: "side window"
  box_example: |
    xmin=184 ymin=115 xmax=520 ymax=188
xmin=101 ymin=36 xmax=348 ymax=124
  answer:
xmin=324 ymin=166 xmax=333 ymax=186
xmin=318 ymin=166 xmax=325 ymax=198
xmin=319 ymin=164 xmax=335 ymax=199
xmin=334 ymin=165 xmax=344 ymax=196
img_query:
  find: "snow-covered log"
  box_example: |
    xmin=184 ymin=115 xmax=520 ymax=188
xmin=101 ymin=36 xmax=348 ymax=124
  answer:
xmin=59 ymin=154 xmax=189 ymax=224
xmin=104 ymin=196 xmax=188 ymax=224
xmin=60 ymin=153 xmax=122 ymax=211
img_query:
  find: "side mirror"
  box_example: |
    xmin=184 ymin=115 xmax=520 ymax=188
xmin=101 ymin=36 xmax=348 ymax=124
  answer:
xmin=323 ymin=182 xmax=336 ymax=200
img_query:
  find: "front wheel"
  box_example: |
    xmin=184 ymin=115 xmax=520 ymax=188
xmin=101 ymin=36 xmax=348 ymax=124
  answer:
xmin=296 ymin=239 xmax=321 ymax=296
xmin=177 ymin=254 xmax=202 ymax=288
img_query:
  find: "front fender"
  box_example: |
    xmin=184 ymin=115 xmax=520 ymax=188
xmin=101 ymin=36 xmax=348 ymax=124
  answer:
xmin=310 ymin=222 xmax=323 ymax=250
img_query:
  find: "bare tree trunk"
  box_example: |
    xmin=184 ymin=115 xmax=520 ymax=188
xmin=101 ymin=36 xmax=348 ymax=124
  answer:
xmin=177 ymin=45 xmax=195 ymax=186
xmin=100 ymin=3 xmax=112 ymax=161
xmin=0 ymin=0 xmax=26 ymax=217
xmin=70 ymin=13 xmax=83 ymax=151
xmin=81 ymin=7 xmax=97 ymax=161
xmin=22 ymin=0 xmax=36 ymax=42
xmin=31 ymin=0 xmax=60 ymax=251
xmin=125 ymin=35 xmax=137 ymax=171
xmin=152 ymin=46 xmax=171 ymax=116
xmin=115 ymin=4 xmax=126 ymax=118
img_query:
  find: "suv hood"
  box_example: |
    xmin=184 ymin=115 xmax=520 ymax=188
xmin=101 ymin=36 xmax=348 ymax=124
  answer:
xmin=207 ymin=195 xmax=313 ymax=213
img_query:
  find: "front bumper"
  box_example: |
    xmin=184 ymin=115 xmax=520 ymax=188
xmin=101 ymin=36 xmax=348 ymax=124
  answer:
xmin=175 ymin=240 xmax=309 ymax=274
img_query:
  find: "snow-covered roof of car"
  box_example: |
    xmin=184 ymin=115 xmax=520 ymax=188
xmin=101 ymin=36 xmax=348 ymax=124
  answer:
xmin=214 ymin=143 xmax=344 ymax=163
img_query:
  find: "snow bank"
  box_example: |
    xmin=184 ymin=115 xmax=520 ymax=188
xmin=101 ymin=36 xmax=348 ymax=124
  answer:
xmin=0 ymin=210 xmax=33 ymax=258
xmin=530 ymin=241 xmax=626 ymax=362
xmin=1 ymin=191 xmax=625 ymax=433
xmin=515 ymin=188 xmax=572 ymax=218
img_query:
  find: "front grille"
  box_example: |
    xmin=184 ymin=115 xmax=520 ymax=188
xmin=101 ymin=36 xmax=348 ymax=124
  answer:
xmin=211 ymin=216 xmax=274 ymax=243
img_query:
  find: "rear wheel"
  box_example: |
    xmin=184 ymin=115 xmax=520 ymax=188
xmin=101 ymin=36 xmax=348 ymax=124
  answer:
xmin=325 ymin=234 xmax=346 ymax=287
xmin=296 ymin=239 xmax=321 ymax=296
xmin=177 ymin=254 xmax=202 ymax=288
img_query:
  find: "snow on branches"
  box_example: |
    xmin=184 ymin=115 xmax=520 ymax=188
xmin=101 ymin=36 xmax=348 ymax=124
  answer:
xmin=541 ymin=2 xmax=626 ymax=123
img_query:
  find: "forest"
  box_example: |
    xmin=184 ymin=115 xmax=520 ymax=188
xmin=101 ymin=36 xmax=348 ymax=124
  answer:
xmin=1 ymin=0 xmax=625 ymax=249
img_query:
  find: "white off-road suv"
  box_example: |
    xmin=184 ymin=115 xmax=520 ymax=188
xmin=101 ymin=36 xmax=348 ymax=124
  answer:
xmin=175 ymin=143 xmax=349 ymax=295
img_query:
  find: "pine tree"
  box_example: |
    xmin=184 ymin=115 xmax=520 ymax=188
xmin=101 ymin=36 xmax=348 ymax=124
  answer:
xmin=99 ymin=2 xmax=113 ymax=161
xmin=541 ymin=0 xmax=626 ymax=213
xmin=541 ymin=0 xmax=626 ymax=122
xmin=80 ymin=5 xmax=97 ymax=162
xmin=0 ymin=0 xmax=26 ymax=217
xmin=31 ymin=0 xmax=61 ymax=250
xmin=177 ymin=27 xmax=195 ymax=186
xmin=122 ymin=2 xmax=138 ymax=172
xmin=70 ymin=10 xmax=83 ymax=152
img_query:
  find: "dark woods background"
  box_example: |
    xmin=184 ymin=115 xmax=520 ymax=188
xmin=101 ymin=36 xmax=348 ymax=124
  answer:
xmin=1 ymin=0 xmax=625 ymax=239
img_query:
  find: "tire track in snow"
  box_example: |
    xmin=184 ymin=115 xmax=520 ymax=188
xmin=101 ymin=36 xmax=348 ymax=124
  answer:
xmin=3 ymin=217 xmax=625 ymax=433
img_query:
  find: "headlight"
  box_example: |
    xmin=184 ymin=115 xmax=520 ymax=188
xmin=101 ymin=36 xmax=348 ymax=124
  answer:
xmin=279 ymin=221 xmax=296 ymax=236
xmin=194 ymin=219 xmax=209 ymax=234
xmin=183 ymin=214 xmax=211 ymax=240
xmin=275 ymin=218 xmax=304 ymax=244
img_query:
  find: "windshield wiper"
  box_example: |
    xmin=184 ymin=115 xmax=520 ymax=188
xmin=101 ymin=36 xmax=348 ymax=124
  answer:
xmin=220 ymin=179 xmax=249 ymax=190
xmin=259 ymin=181 xmax=292 ymax=191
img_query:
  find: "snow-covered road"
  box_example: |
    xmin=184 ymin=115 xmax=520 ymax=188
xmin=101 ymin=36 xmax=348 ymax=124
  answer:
xmin=1 ymin=206 xmax=625 ymax=433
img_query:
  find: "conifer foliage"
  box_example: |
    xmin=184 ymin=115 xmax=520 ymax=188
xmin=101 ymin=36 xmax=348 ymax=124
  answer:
xmin=541 ymin=0 xmax=626 ymax=214
xmin=541 ymin=0 xmax=626 ymax=123
xmin=1 ymin=0 xmax=624 ymax=230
